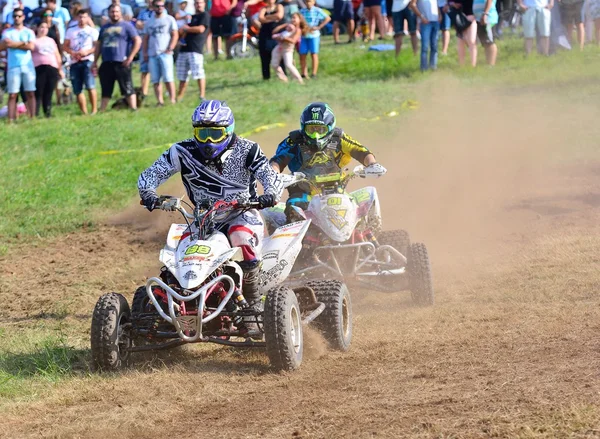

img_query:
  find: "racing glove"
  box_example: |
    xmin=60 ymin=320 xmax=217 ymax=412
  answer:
xmin=257 ymin=194 xmax=276 ymax=208
xmin=363 ymin=163 xmax=387 ymax=178
xmin=141 ymin=194 xmax=159 ymax=211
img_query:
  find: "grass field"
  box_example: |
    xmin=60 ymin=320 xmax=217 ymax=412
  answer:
xmin=1 ymin=32 xmax=600 ymax=437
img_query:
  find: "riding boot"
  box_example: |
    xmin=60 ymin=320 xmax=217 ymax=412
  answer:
xmin=237 ymin=260 xmax=263 ymax=337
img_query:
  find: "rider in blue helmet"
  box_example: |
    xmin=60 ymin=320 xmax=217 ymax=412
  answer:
xmin=138 ymin=100 xmax=284 ymax=312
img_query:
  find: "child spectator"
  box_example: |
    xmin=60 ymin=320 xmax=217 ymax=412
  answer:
xmin=410 ymin=0 xmax=439 ymax=70
xmin=299 ymin=0 xmax=330 ymax=78
xmin=271 ymin=11 xmax=306 ymax=82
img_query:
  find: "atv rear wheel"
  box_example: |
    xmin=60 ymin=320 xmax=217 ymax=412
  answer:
xmin=378 ymin=229 xmax=411 ymax=258
xmin=407 ymin=243 xmax=434 ymax=306
xmin=264 ymin=287 xmax=303 ymax=371
xmin=307 ymin=280 xmax=352 ymax=351
xmin=91 ymin=293 xmax=132 ymax=371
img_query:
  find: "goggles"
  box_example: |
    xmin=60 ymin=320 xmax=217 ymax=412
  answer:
xmin=193 ymin=126 xmax=232 ymax=143
xmin=304 ymin=124 xmax=329 ymax=139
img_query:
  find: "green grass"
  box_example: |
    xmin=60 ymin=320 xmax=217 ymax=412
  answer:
xmin=2 ymin=35 xmax=600 ymax=243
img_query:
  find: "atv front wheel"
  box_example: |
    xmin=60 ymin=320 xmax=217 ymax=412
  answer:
xmin=91 ymin=293 xmax=132 ymax=371
xmin=264 ymin=287 xmax=303 ymax=371
xmin=407 ymin=243 xmax=434 ymax=306
xmin=307 ymin=280 xmax=352 ymax=351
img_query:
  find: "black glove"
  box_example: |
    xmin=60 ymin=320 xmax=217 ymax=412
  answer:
xmin=142 ymin=194 xmax=159 ymax=211
xmin=257 ymin=194 xmax=276 ymax=208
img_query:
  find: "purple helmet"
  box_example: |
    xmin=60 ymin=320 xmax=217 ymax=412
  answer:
xmin=191 ymin=100 xmax=235 ymax=160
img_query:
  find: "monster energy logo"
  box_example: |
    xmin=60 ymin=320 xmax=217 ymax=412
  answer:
xmin=311 ymin=107 xmax=321 ymax=120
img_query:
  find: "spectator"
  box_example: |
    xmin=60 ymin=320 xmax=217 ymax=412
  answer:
xmin=271 ymin=11 xmax=306 ymax=82
xmin=448 ymin=0 xmax=477 ymax=66
xmin=473 ymin=0 xmax=497 ymax=64
xmin=258 ymin=0 xmax=284 ymax=79
xmin=135 ymin=2 xmax=154 ymax=100
xmin=67 ymin=2 xmax=83 ymax=31
xmin=438 ymin=0 xmax=450 ymax=54
xmin=175 ymin=0 xmax=192 ymax=27
xmin=4 ymin=0 xmax=32 ymax=25
xmin=410 ymin=0 xmax=438 ymax=70
xmin=40 ymin=9 xmax=62 ymax=54
xmin=299 ymin=0 xmax=330 ymax=78
xmin=558 ymin=0 xmax=585 ymax=49
xmin=590 ymin=0 xmax=600 ymax=44
xmin=176 ymin=0 xmax=209 ymax=101
xmin=351 ymin=0 xmax=363 ymax=40
xmin=280 ymin=0 xmax=302 ymax=22
xmin=0 ymin=8 xmax=36 ymax=122
xmin=32 ymin=21 xmax=63 ymax=117
xmin=392 ymin=0 xmax=418 ymax=56
xmin=94 ymin=4 xmax=141 ymax=111
xmin=211 ymin=0 xmax=237 ymax=59
xmin=102 ymin=0 xmax=134 ymax=24
xmin=518 ymin=0 xmax=552 ymax=55
xmin=333 ymin=0 xmax=355 ymax=43
xmin=363 ymin=0 xmax=386 ymax=40
xmin=64 ymin=9 xmax=99 ymax=115
xmin=46 ymin=0 xmax=70 ymax=44
xmin=143 ymin=0 xmax=178 ymax=105
xmin=231 ymin=0 xmax=245 ymax=29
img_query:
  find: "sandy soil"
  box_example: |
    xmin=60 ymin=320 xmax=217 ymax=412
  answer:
xmin=1 ymin=79 xmax=599 ymax=438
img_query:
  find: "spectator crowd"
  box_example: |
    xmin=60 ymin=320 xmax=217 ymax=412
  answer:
xmin=1 ymin=0 xmax=599 ymax=122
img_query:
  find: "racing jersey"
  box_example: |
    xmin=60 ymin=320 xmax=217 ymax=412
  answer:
xmin=138 ymin=135 xmax=284 ymax=206
xmin=270 ymin=128 xmax=372 ymax=180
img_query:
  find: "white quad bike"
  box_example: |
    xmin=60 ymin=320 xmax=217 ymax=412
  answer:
xmin=90 ymin=175 xmax=352 ymax=372
xmin=262 ymin=166 xmax=434 ymax=306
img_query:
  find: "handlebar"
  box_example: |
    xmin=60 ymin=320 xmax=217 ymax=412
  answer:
xmin=140 ymin=196 xmax=264 ymax=218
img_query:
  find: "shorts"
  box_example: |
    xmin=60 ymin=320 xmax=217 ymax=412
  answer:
xmin=559 ymin=1 xmax=583 ymax=26
xmin=299 ymin=37 xmax=320 ymax=54
xmin=176 ymin=52 xmax=205 ymax=81
xmin=522 ymin=7 xmax=551 ymax=38
xmin=99 ymin=61 xmax=135 ymax=98
xmin=211 ymin=14 xmax=234 ymax=37
xmin=140 ymin=59 xmax=149 ymax=73
xmin=7 ymin=64 xmax=36 ymax=94
xmin=70 ymin=60 xmax=95 ymax=95
xmin=476 ymin=21 xmax=494 ymax=46
xmin=149 ymin=53 xmax=174 ymax=84
xmin=333 ymin=0 xmax=354 ymax=21
xmin=363 ymin=0 xmax=380 ymax=7
xmin=392 ymin=8 xmax=417 ymax=35
xmin=439 ymin=7 xmax=451 ymax=30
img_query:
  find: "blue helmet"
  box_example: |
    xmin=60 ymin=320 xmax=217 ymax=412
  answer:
xmin=191 ymin=100 xmax=235 ymax=160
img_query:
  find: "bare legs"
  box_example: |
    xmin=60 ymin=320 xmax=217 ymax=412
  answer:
xmin=457 ymin=20 xmax=477 ymax=66
xmin=365 ymin=6 xmax=386 ymax=40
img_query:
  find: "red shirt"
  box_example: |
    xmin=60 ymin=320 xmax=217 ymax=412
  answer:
xmin=211 ymin=0 xmax=232 ymax=17
xmin=247 ymin=1 xmax=266 ymax=16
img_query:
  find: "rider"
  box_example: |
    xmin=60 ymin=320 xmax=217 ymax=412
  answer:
xmin=269 ymin=102 xmax=387 ymax=221
xmin=138 ymin=99 xmax=284 ymax=309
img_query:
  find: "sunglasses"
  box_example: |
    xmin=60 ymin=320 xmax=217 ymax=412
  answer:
xmin=304 ymin=124 xmax=329 ymax=139
xmin=193 ymin=126 xmax=232 ymax=143
xmin=43 ymin=13 xmax=53 ymax=16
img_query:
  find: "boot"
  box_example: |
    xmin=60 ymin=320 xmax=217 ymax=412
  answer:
xmin=237 ymin=260 xmax=263 ymax=336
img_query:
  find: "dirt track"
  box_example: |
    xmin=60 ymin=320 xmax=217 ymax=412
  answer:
xmin=1 ymin=79 xmax=600 ymax=438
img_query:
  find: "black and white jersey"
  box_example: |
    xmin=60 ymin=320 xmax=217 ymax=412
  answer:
xmin=138 ymin=135 xmax=284 ymax=205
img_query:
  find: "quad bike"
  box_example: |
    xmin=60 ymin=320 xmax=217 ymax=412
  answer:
xmin=263 ymin=166 xmax=434 ymax=306
xmin=91 ymin=175 xmax=352 ymax=372
xmin=229 ymin=9 xmax=259 ymax=59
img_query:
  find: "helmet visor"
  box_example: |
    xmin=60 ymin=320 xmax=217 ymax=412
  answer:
xmin=193 ymin=126 xmax=231 ymax=143
xmin=304 ymin=124 xmax=329 ymax=139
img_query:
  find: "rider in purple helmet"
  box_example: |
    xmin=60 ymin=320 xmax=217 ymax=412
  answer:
xmin=138 ymin=100 xmax=284 ymax=313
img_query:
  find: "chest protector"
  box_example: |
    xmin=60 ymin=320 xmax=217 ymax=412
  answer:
xmin=289 ymin=128 xmax=343 ymax=179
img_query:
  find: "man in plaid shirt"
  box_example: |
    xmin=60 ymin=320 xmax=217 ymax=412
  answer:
xmin=299 ymin=0 xmax=330 ymax=78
